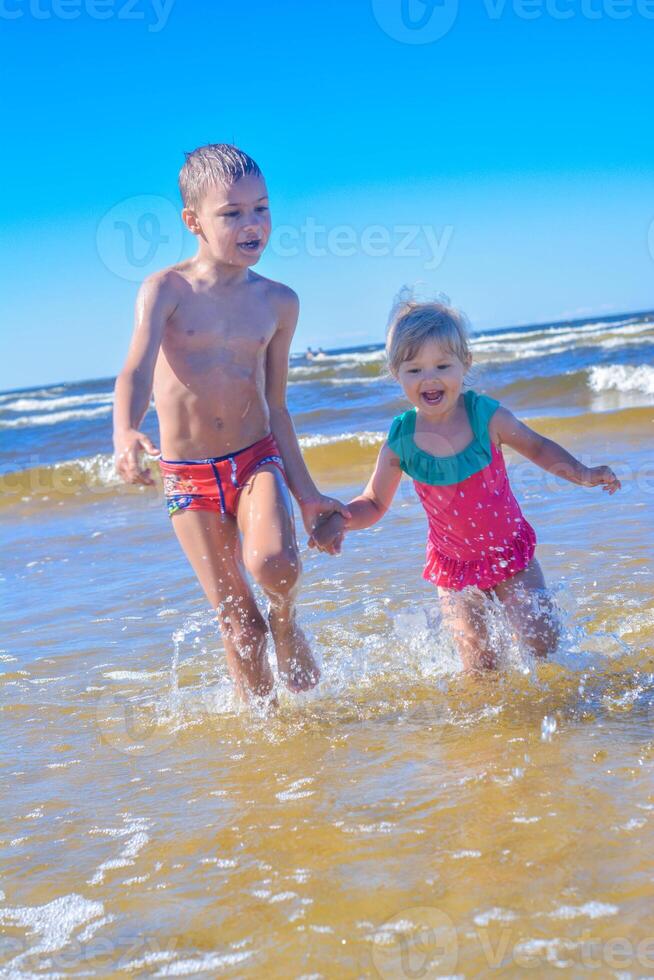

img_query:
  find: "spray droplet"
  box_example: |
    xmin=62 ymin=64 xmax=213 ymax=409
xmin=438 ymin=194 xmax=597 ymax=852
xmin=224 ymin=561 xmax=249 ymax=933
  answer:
xmin=541 ymin=715 xmax=557 ymax=742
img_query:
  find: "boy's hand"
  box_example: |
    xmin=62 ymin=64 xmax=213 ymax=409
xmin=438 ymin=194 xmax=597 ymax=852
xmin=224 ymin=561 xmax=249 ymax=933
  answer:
xmin=114 ymin=429 xmax=161 ymax=486
xmin=308 ymin=513 xmax=347 ymax=555
xmin=583 ymin=465 xmax=621 ymax=495
xmin=299 ymin=494 xmax=351 ymax=537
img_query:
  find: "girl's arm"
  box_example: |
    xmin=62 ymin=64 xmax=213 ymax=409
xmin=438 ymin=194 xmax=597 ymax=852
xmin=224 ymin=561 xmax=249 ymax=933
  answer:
xmin=491 ymin=407 xmax=621 ymax=494
xmin=308 ymin=442 xmax=403 ymax=553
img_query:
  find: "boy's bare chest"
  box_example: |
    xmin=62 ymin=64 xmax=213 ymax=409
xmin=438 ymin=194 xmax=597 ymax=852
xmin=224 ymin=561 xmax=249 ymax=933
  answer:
xmin=166 ymin=294 xmax=277 ymax=355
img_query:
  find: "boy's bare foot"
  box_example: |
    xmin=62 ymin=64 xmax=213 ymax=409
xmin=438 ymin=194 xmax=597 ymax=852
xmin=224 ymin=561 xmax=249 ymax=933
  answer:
xmin=268 ymin=607 xmax=320 ymax=693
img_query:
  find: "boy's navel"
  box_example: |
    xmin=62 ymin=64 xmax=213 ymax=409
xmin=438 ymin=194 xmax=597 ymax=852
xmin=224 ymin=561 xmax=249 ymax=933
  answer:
xmin=214 ymin=417 xmax=224 ymax=430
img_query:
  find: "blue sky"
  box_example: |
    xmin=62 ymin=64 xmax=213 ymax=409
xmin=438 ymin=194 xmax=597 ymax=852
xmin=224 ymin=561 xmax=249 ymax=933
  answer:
xmin=2 ymin=0 xmax=653 ymax=390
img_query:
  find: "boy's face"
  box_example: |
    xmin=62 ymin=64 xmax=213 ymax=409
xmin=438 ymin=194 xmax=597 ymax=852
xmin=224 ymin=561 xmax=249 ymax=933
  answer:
xmin=184 ymin=173 xmax=271 ymax=267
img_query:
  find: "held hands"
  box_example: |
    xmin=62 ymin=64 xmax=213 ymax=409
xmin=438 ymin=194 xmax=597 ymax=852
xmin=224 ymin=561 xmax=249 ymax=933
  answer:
xmin=582 ymin=465 xmax=621 ymax=495
xmin=114 ymin=429 xmax=161 ymax=486
xmin=308 ymin=512 xmax=347 ymax=555
xmin=299 ymin=495 xmax=350 ymax=554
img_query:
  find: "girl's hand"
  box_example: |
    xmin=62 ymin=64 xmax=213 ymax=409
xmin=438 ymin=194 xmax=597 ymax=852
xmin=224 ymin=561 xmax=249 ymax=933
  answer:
xmin=583 ymin=465 xmax=621 ymax=495
xmin=308 ymin=513 xmax=346 ymax=555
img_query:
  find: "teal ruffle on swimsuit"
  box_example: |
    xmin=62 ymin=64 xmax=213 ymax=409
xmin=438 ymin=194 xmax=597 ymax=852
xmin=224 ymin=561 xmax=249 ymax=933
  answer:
xmin=387 ymin=389 xmax=501 ymax=486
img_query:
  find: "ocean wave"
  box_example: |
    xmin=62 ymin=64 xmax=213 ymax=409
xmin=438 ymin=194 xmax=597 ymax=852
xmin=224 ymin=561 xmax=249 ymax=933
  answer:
xmin=597 ymin=334 xmax=654 ymax=351
xmin=301 ymin=349 xmax=386 ymax=365
xmin=0 ymin=453 xmax=123 ymax=505
xmin=587 ymin=364 xmax=654 ymax=396
xmin=289 ymin=358 xmax=385 ymax=383
xmin=0 ymin=432 xmax=385 ymax=507
xmin=472 ymin=316 xmax=648 ymax=348
xmin=1 ymin=392 xmax=114 ymax=414
xmin=292 ymin=375 xmax=383 ymax=386
xmin=2 ymin=405 xmax=651 ymax=510
xmin=0 ymin=385 xmax=67 ymax=405
xmin=0 ymin=405 xmax=113 ymax=429
xmin=471 ymin=319 xmax=653 ymax=358
xmin=289 ymin=318 xmax=654 ymax=379
xmin=299 ymin=430 xmax=384 ymax=449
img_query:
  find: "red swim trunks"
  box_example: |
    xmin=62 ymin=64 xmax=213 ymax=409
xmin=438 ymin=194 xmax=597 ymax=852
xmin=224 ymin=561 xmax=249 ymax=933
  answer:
xmin=159 ymin=433 xmax=285 ymax=518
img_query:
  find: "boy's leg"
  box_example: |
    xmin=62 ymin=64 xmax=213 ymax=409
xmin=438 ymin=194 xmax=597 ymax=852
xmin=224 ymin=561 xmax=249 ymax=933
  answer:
xmin=170 ymin=510 xmax=274 ymax=701
xmin=437 ymin=586 xmax=497 ymax=673
xmin=237 ymin=466 xmax=320 ymax=692
xmin=492 ymin=557 xmax=561 ymax=659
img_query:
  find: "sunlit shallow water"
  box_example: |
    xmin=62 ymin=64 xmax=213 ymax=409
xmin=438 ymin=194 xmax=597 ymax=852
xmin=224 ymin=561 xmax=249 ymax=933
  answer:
xmin=3 ymin=453 xmax=654 ymax=977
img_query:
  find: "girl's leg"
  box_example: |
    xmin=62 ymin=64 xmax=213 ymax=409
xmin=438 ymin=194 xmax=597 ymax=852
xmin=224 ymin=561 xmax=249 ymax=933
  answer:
xmin=491 ymin=557 xmax=561 ymax=659
xmin=437 ymin=586 xmax=498 ymax=673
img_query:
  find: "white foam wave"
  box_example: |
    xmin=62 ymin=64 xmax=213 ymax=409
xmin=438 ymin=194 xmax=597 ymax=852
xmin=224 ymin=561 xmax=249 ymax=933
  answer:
xmin=292 ymin=375 xmax=382 ymax=386
xmin=473 ymin=316 xmax=649 ymax=347
xmin=0 ymin=405 xmax=112 ymax=429
xmin=289 ymin=365 xmax=329 ymax=378
xmin=472 ymin=318 xmax=652 ymax=358
xmin=548 ymin=901 xmax=619 ymax=920
xmin=0 ymin=893 xmax=109 ymax=969
xmin=299 ymin=430 xmax=384 ymax=449
xmin=151 ymin=951 xmax=254 ymax=976
xmin=587 ymin=364 xmax=654 ymax=396
xmin=308 ymin=349 xmax=385 ymax=365
xmin=2 ymin=453 xmax=122 ymax=496
xmin=598 ymin=334 xmax=654 ymax=350
xmin=0 ymin=385 xmax=67 ymax=405
xmin=2 ymin=392 xmax=113 ymax=414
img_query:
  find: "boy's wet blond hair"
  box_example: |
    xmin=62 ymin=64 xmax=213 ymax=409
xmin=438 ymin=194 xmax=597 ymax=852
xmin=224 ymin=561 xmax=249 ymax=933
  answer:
xmin=179 ymin=143 xmax=262 ymax=210
xmin=386 ymin=294 xmax=472 ymax=378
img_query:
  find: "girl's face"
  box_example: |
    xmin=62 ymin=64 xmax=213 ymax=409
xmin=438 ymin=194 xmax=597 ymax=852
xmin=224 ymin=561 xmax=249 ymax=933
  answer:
xmin=397 ymin=338 xmax=470 ymax=417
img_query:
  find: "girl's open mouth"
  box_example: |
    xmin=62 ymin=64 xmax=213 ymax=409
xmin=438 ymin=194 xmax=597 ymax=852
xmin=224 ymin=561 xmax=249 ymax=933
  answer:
xmin=421 ymin=390 xmax=444 ymax=406
xmin=238 ymin=239 xmax=262 ymax=252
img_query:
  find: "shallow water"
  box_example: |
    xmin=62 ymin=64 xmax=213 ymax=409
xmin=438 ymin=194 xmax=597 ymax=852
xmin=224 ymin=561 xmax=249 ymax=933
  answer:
xmin=2 ymin=313 xmax=654 ymax=977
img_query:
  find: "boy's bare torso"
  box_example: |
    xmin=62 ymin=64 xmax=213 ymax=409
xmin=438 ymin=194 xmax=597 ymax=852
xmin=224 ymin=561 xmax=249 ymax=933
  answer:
xmin=153 ymin=259 xmax=282 ymax=460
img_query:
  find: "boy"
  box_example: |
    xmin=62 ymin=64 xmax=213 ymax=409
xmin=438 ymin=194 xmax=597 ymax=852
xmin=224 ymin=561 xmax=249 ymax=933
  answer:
xmin=113 ymin=143 xmax=347 ymax=703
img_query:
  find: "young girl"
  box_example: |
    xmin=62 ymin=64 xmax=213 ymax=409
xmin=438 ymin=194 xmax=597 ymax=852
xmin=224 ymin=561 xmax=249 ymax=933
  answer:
xmin=309 ymin=299 xmax=621 ymax=673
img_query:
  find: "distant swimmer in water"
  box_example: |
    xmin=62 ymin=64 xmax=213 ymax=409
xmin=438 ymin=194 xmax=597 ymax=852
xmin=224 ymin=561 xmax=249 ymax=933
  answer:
xmin=314 ymin=347 xmax=327 ymax=361
xmin=112 ymin=142 xmax=348 ymax=706
xmin=309 ymin=296 xmax=621 ymax=675
xmin=306 ymin=346 xmax=315 ymax=360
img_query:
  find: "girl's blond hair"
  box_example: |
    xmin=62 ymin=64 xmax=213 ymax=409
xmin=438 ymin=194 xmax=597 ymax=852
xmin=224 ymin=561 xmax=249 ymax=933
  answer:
xmin=386 ymin=293 xmax=472 ymax=378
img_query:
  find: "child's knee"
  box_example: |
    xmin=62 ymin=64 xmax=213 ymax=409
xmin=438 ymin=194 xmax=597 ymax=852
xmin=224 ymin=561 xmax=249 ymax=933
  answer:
xmin=246 ymin=548 xmax=301 ymax=595
xmin=443 ymin=615 xmax=496 ymax=671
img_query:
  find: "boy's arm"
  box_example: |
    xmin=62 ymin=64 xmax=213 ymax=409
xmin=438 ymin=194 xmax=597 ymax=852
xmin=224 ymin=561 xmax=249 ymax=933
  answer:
xmin=113 ymin=273 xmax=176 ymax=485
xmin=491 ymin=407 xmax=621 ymax=494
xmin=265 ymin=286 xmax=350 ymax=533
xmin=309 ymin=442 xmax=403 ymax=552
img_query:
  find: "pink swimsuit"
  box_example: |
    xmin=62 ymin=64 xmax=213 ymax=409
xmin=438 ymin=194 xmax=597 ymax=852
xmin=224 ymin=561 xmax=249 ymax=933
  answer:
xmin=388 ymin=390 xmax=536 ymax=592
